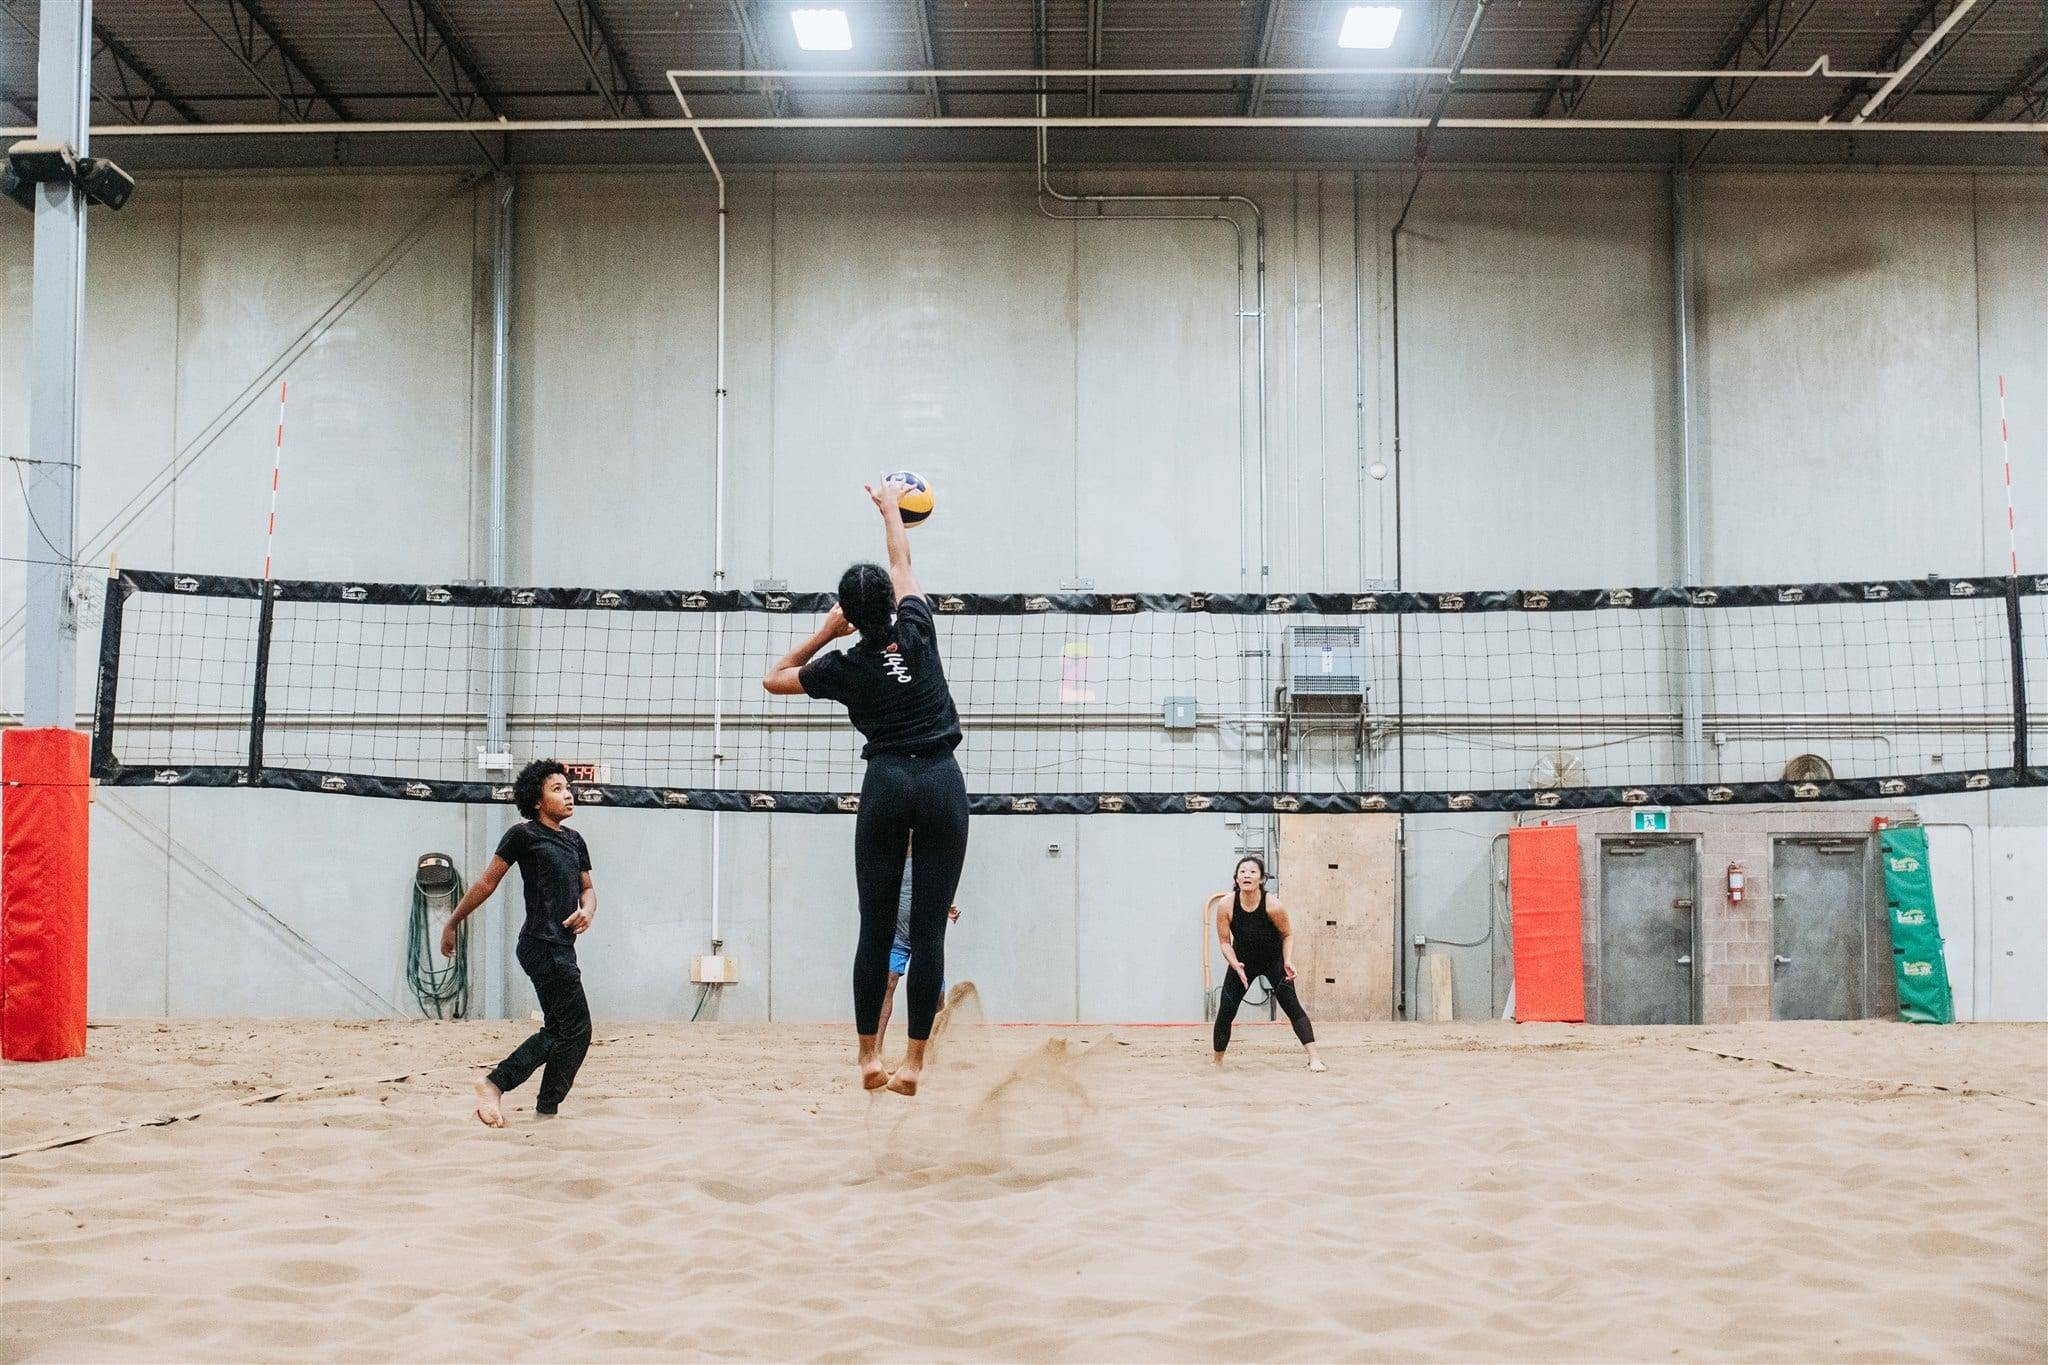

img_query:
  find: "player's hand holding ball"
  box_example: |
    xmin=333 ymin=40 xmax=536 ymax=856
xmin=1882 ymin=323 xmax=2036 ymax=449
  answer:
xmin=866 ymin=471 xmax=934 ymax=526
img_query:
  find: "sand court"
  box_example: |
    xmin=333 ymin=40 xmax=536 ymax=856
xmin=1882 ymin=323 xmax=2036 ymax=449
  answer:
xmin=4 ymin=1009 xmax=2042 ymax=1362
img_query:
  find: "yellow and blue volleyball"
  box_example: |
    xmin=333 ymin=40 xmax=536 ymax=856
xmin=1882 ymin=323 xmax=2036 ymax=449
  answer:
xmin=884 ymin=470 xmax=935 ymax=526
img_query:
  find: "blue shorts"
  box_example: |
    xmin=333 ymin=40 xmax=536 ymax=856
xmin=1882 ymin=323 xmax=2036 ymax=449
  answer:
xmin=888 ymin=940 xmax=912 ymax=976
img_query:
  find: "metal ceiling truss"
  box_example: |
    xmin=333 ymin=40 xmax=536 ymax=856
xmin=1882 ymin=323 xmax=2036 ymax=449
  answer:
xmin=1678 ymin=0 xmax=1826 ymax=119
xmin=1243 ymin=0 xmax=1284 ymax=116
xmin=912 ymin=0 xmax=945 ymax=117
xmin=549 ymin=0 xmax=653 ymax=119
xmin=1531 ymin=0 xmax=1643 ymax=117
xmin=178 ymin=0 xmax=349 ymax=122
xmin=1822 ymin=0 xmax=1964 ymax=121
xmin=1971 ymin=42 xmax=2048 ymax=120
xmin=370 ymin=0 xmax=502 ymax=121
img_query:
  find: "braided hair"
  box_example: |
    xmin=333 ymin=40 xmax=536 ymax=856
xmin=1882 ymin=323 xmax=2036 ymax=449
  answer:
xmin=837 ymin=562 xmax=897 ymax=644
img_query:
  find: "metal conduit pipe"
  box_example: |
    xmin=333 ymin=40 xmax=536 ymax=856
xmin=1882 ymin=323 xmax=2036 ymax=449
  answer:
xmin=482 ymin=172 xmax=514 ymax=1017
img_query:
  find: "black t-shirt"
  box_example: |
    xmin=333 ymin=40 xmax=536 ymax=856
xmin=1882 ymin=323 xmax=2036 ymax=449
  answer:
xmin=798 ymin=595 xmax=964 ymax=759
xmin=495 ymin=819 xmax=591 ymax=946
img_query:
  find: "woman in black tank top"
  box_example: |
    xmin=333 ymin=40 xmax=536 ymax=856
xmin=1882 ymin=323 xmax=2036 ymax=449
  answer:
xmin=761 ymin=478 xmax=970 ymax=1098
xmin=1210 ymin=854 xmax=1325 ymax=1071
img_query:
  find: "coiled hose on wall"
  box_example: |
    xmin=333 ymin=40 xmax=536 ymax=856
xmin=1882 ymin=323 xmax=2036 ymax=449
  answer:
xmin=407 ymin=853 xmax=470 ymax=1019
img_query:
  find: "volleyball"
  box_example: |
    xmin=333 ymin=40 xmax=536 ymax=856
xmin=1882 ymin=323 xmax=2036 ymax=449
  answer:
xmin=884 ymin=470 xmax=934 ymax=526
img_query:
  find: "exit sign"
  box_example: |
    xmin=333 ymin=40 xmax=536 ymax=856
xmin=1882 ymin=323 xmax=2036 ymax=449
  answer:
xmin=1631 ymin=808 xmax=1671 ymax=833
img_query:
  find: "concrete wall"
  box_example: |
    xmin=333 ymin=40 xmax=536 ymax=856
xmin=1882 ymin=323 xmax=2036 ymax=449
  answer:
xmin=4 ymin=166 xmax=2043 ymax=1023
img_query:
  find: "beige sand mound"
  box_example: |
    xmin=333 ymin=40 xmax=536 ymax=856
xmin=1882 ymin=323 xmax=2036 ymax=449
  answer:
xmin=3 ymin=1016 xmax=2043 ymax=1362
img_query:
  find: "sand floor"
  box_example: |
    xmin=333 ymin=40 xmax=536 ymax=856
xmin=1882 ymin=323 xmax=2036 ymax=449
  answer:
xmin=3 ymin=1004 xmax=2044 ymax=1362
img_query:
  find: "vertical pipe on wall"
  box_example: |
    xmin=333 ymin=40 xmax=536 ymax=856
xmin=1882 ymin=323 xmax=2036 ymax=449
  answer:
xmin=1671 ymin=172 xmax=1706 ymax=783
xmin=482 ymin=172 xmax=514 ymax=1018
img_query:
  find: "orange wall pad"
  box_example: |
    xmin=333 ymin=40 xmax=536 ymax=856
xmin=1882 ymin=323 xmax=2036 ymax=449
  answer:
xmin=1507 ymin=825 xmax=1586 ymax=1023
xmin=2 ymin=728 xmax=91 ymax=1061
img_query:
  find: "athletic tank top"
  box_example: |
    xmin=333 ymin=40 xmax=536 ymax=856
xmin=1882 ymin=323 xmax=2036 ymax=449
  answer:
xmin=1229 ymin=889 xmax=1283 ymax=964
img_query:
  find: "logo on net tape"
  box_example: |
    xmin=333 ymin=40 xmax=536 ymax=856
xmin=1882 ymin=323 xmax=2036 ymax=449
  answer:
xmin=234 ymin=771 xmax=249 ymax=786
xmin=320 ymin=775 xmax=347 ymax=793
xmin=1965 ymin=773 xmax=1991 ymax=790
xmin=342 ymin=586 xmax=368 ymax=602
xmin=1187 ymin=593 xmax=1213 ymax=611
xmin=1361 ymin=794 xmax=1390 ymax=811
xmin=1534 ymin=791 xmax=1562 ymax=808
xmin=1864 ymin=584 xmax=1892 ymax=601
xmin=1622 ymin=788 xmax=1649 ymax=804
xmin=1949 ymin=581 xmax=1979 ymax=598
xmin=153 ymin=769 xmax=184 ymax=784
xmin=1111 ymin=596 xmax=1139 ymax=613
xmin=748 ymin=793 xmax=778 ymax=810
xmin=1447 ymin=794 xmax=1475 ymax=811
xmin=1689 ymin=589 xmax=1718 ymax=607
xmin=1009 ymin=795 xmax=1039 ymax=813
xmin=1265 ymin=596 xmax=1295 ymax=614
xmin=405 ymin=781 xmax=433 ymax=798
xmin=491 ymin=785 xmax=514 ymax=802
xmin=1706 ymin=786 xmax=1734 ymax=802
xmin=835 ymin=794 xmax=860 ymax=813
xmin=1351 ymin=594 xmax=1380 ymax=612
xmin=1523 ymin=591 xmax=1551 ymax=610
xmin=1181 ymin=794 xmax=1217 ymax=812
xmin=596 ymin=591 xmax=624 ymax=608
xmin=512 ymin=589 xmax=538 ymax=607
xmin=1778 ymin=587 xmax=1806 ymax=604
xmin=1880 ymin=778 xmax=1907 ymax=795
xmin=1096 ymin=793 xmax=1128 ymax=813
xmin=1272 ymin=794 xmax=1302 ymax=812
xmin=173 ymin=576 xmax=200 ymax=593
xmin=936 ymin=595 xmax=966 ymax=613
xmin=1437 ymin=593 xmax=1466 ymax=611
xmin=1607 ymin=588 xmax=1635 ymax=607
xmin=425 ymin=586 xmax=453 ymax=605
xmin=1024 ymin=596 xmax=1053 ymax=612
xmin=662 ymin=790 xmax=691 ymax=807
xmin=575 ymin=787 xmax=603 ymax=804
xmin=680 ymin=592 xmax=708 ymax=610
xmin=1792 ymin=782 xmax=1821 ymax=799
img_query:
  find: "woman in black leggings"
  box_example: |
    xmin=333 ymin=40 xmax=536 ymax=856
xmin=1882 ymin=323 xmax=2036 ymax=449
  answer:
xmin=762 ymin=478 xmax=968 ymax=1096
xmin=1211 ymin=855 xmax=1326 ymax=1071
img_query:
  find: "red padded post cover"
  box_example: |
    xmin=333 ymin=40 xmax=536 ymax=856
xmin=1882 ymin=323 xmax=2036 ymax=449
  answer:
xmin=1507 ymin=824 xmax=1586 ymax=1024
xmin=2 ymin=728 xmax=90 ymax=1061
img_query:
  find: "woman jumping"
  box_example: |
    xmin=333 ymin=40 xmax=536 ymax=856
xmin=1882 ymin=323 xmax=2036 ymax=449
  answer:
xmin=1210 ymin=855 xmax=1326 ymax=1071
xmin=762 ymin=477 xmax=969 ymax=1096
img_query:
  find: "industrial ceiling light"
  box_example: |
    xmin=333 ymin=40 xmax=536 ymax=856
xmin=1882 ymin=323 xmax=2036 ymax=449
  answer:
xmin=6 ymin=139 xmax=76 ymax=184
xmin=1338 ymin=5 xmax=1404 ymax=49
xmin=76 ymin=156 xmax=135 ymax=210
xmin=790 ymin=8 xmax=853 ymax=51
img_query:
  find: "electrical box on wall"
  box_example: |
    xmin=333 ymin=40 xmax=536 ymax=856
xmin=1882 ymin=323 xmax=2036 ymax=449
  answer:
xmin=691 ymin=955 xmax=738 ymax=984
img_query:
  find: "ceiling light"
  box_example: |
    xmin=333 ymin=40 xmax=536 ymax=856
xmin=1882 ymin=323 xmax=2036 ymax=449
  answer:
xmin=791 ymin=8 xmax=853 ymax=51
xmin=1338 ymin=6 xmax=1403 ymax=49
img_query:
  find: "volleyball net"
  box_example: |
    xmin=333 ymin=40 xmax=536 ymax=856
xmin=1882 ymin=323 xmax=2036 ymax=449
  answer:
xmin=91 ymin=568 xmax=2046 ymax=814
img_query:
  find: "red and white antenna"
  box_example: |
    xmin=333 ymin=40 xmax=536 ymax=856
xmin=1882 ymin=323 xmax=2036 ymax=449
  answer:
xmin=1998 ymin=374 xmax=2017 ymax=578
xmin=264 ymin=379 xmax=286 ymax=581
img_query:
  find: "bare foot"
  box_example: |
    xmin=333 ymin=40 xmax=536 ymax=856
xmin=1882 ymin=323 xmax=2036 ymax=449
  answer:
xmin=473 ymin=1078 xmax=504 ymax=1128
xmin=1307 ymin=1057 xmax=1327 ymax=1073
xmin=885 ymin=1065 xmax=920 ymax=1096
xmin=1211 ymin=1052 xmax=1225 ymax=1067
xmin=861 ymin=1062 xmax=889 ymax=1090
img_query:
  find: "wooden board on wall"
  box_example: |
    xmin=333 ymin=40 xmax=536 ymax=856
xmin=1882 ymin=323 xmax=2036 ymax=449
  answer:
xmin=1279 ymin=814 xmax=1398 ymax=1021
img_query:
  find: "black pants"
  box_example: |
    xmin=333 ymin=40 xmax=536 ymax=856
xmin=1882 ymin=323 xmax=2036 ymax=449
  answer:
xmin=1213 ymin=958 xmax=1315 ymax=1053
xmin=487 ymin=936 xmax=592 ymax=1113
xmin=854 ymin=749 xmax=969 ymax=1041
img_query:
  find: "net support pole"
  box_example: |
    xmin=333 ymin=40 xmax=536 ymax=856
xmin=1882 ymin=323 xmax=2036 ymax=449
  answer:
xmin=480 ymin=173 xmax=514 ymax=1019
xmin=1671 ymin=170 xmax=1707 ymax=782
xmin=22 ymin=0 xmax=89 ymax=730
xmin=677 ymin=91 xmax=731 ymax=957
xmin=2009 ymin=577 xmax=2028 ymax=773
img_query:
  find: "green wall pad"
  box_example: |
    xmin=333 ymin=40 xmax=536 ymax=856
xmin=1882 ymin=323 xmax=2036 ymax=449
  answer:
xmin=1880 ymin=826 xmax=1955 ymax=1024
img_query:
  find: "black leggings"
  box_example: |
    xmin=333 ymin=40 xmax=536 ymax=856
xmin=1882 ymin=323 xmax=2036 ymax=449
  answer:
xmin=489 ymin=937 xmax=593 ymax=1113
xmin=1213 ymin=959 xmax=1315 ymax=1053
xmin=854 ymin=749 xmax=969 ymax=1041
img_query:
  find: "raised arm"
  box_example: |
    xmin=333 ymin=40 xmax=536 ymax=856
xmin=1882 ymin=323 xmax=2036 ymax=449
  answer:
xmin=763 ymin=605 xmax=853 ymax=695
xmin=866 ymin=479 xmax=923 ymax=604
